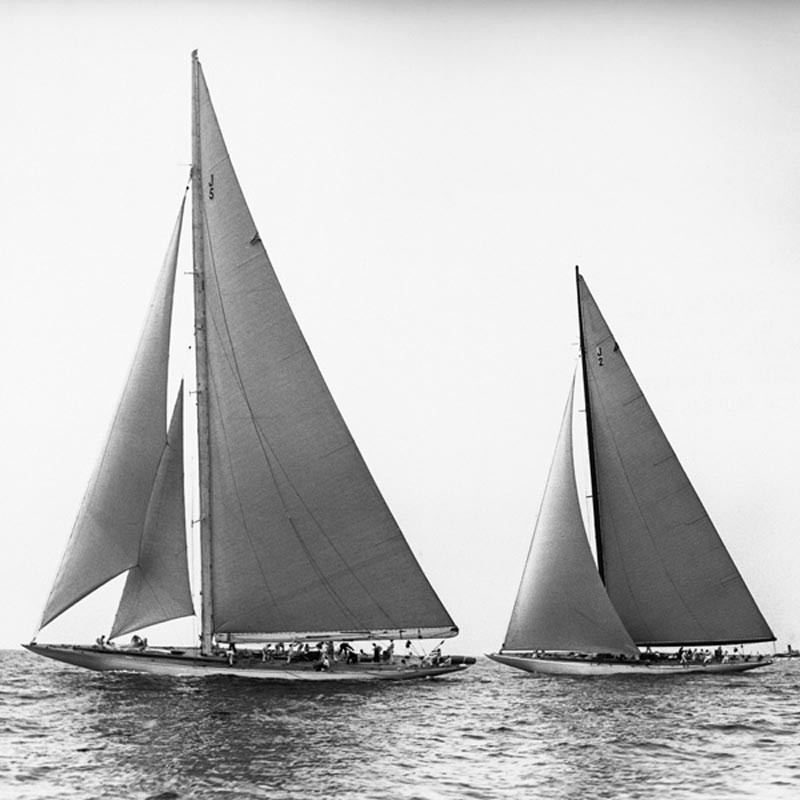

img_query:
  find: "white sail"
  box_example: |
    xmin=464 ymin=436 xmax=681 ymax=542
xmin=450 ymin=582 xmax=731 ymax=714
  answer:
xmin=502 ymin=377 xmax=639 ymax=657
xmin=578 ymin=273 xmax=774 ymax=646
xmin=40 ymin=197 xmax=186 ymax=630
xmin=110 ymin=385 xmax=193 ymax=639
xmin=194 ymin=63 xmax=456 ymax=640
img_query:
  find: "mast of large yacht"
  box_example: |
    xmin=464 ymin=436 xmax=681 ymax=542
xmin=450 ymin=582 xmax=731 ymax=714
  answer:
xmin=191 ymin=50 xmax=215 ymax=656
xmin=575 ymin=265 xmax=606 ymax=583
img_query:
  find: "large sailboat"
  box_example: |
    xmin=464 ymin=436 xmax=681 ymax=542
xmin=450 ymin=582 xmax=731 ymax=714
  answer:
xmin=489 ymin=268 xmax=774 ymax=677
xmin=24 ymin=53 xmax=474 ymax=682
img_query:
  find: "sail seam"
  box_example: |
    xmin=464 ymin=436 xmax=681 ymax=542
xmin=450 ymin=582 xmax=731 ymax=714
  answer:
xmin=320 ymin=441 xmax=354 ymax=460
xmin=621 ymin=393 xmax=644 ymax=407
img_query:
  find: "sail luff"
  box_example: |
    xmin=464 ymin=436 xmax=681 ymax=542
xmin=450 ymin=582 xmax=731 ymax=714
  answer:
xmin=192 ymin=51 xmax=215 ymax=656
xmin=575 ymin=265 xmax=606 ymax=583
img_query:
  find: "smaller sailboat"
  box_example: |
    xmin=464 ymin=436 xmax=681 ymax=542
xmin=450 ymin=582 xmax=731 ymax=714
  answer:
xmin=24 ymin=52 xmax=474 ymax=682
xmin=489 ymin=268 xmax=774 ymax=677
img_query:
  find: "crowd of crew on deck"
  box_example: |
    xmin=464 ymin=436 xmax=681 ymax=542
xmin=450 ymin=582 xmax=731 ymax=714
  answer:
xmin=521 ymin=645 xmax=766 ymax=664
xmin=92 ymin=633 xmax=447 ymax=670
xmin=232 ymin=639 xmax=444 ymax=670
xmin=94 ymin=634 xmax=148 ymax=651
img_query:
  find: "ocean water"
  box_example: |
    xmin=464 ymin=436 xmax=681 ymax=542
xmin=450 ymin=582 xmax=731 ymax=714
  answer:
xmin=2 ymin=650 xmax=799 ymax=800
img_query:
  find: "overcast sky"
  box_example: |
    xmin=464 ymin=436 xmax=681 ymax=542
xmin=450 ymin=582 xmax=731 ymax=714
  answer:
xmin=2 ymin=0 xmax=799 ymax=656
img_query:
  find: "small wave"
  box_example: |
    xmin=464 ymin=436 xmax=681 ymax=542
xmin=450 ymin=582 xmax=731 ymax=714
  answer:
xmin=700 ymin=722 xmax=763 ymax=733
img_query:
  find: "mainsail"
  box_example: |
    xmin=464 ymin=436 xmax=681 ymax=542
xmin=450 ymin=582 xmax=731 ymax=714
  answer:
xmin=577 ymin=272 xmax=774 ymax=646
xmin=192 ymin=58 xmax=456 ymax=642
xmin=502 ymin=377 xmax=639 ymax=657
xmin=40 ymin=197 xmax=188 ymax=630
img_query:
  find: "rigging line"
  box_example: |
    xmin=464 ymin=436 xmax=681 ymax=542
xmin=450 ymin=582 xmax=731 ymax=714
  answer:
xmin=200 ymin=211 xmax=376 ymax=628
xmin=198 ymin=202 xmax=404 ymax=625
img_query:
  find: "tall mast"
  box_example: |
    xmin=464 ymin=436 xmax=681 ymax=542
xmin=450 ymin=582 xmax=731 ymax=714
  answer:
xmin=575 ymin=265 xmax=606 ymax=583
xmin=191 ymin=50 xmax=214 ymax=655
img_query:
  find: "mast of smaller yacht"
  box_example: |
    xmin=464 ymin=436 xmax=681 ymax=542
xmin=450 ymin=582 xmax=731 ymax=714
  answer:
xmin=191 ymin=50 xmax=215 ymax=656
xmin=575 ymin=266 xmax=606 ymax=583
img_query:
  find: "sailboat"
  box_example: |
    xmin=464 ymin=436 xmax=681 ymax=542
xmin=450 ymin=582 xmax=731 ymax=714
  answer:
xmin=24 ymin=52 xmax=474 ymax=682
xmin=489 ymin=268 xmax=774 ymax=677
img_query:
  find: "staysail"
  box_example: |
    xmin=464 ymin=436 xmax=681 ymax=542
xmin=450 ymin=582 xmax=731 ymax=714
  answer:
xmin=503 ymin=377 xmax=639 ymax=657
xmin=40 ymin=197 xmax=187 ymax=630
xmin=110 ymin=384 xmax=193 ymax=639
xmin=193 ymin=60 xmax=456 ymax=641
xmin=577 ymin=272 xmax=774 ymax=646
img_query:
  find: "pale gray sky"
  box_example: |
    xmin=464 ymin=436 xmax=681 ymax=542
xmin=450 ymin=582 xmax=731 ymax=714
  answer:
xmin=2 ymin=0 xmax=799 ymax=655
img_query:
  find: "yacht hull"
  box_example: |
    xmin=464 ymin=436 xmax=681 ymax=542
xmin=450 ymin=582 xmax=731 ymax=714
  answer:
xmin=487 ymin=652 xmax=772 ymax=677
xmin=24 ymin=643 xmax=472 ymax=682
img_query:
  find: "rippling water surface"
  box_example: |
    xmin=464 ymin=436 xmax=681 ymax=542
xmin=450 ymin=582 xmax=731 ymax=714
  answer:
xmin=2 ymin=650 xmax=799 ymax=799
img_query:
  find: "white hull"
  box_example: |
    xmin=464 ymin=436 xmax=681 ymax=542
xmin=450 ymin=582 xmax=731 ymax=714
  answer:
xmin=487 ymin=652 xmax=773 ymax=677
xmin=24 ymin=644 xmax=472 ymax=682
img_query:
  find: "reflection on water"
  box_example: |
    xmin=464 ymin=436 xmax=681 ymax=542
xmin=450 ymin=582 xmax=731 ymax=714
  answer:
xmin=2 ymin=651 xmax=799 ymax=799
